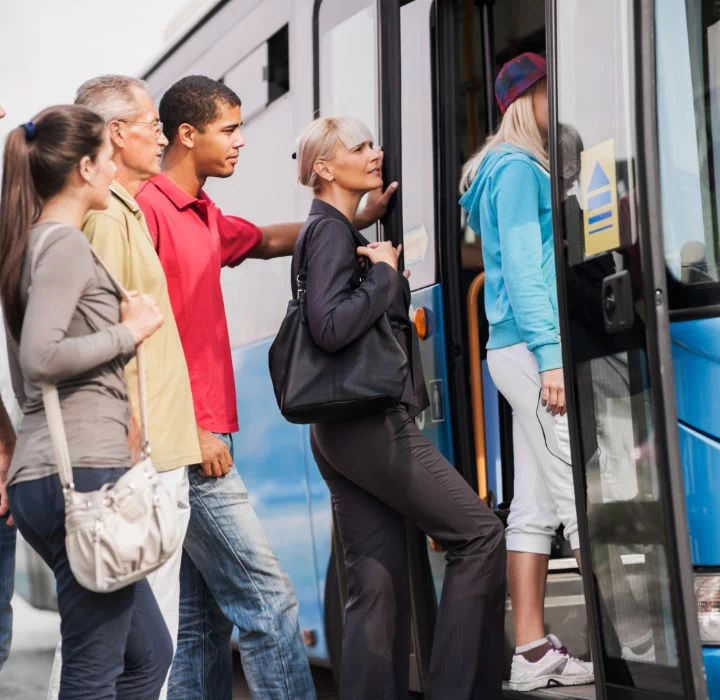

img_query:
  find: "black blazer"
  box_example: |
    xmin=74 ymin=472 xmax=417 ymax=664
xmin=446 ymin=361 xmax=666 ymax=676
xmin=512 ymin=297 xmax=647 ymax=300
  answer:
xmin=292 ymin=199 xmax=429 ymax=416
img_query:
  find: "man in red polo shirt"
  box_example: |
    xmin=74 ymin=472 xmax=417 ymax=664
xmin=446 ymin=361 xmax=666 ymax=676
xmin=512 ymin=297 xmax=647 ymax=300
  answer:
xmin=137 ymin=75 xmax=396 ymax=699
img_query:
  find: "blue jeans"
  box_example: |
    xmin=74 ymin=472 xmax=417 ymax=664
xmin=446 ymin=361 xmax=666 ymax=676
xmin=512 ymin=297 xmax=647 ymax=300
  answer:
xmin=167 ymin=433 xmax=315 ymax=700
xmin=9 ymin=469 xmax=173 ymax=700
xmin=0 ymin=515 xmax=15 ymax=671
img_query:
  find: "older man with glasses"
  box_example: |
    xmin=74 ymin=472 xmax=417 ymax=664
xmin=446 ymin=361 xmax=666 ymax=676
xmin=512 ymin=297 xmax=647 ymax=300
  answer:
xmin=45 ymin=76 xmax=201 ymax=700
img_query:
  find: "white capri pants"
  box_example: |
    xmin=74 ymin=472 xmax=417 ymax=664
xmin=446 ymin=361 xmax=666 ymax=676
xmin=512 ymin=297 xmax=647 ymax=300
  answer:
xmin=487 ymin=342 xmax=580 ymax=554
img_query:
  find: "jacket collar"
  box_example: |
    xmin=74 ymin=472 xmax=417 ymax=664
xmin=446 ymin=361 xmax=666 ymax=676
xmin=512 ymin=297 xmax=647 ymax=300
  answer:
xmin=149 ymin=172 xmax=212 ymax=211
xmin=309 ymin=198 xmax=368 ymax=244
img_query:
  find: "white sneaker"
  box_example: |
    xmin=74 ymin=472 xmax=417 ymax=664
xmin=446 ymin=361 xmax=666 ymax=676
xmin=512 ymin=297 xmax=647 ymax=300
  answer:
xmin=622 ymin=643 xmax=656 ymax=663
xmin=508 ymin=634 xmax=594 ymax=692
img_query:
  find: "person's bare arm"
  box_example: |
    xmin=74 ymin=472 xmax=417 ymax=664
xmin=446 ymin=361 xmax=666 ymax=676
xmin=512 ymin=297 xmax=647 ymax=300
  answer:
xmin=128 ymin=412 xmax=142 ymax=463
xmin=248 ymin=222 xmax=303 ymax=259
xmin=354 ymin=181 xmax=399 ymax=230
xmin=248 ymin=181 xmax=400 ymax=260
xmin=0 ymin=398 xmax=16 ymax=527
xmin=197 ymin=427 xmax=233 ymax=478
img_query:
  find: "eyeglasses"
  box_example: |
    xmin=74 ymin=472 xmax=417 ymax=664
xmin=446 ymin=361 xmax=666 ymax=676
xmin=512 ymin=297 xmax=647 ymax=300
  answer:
xmin=116 ymin=119 xmax=165 ymax=137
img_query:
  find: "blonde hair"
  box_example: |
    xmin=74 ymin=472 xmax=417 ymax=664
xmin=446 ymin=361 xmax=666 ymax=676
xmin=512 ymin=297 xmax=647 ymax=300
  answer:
xmin=296 ymin=116 xmax=374 ymax=193
xmin=459 ymin=80 xmax=548 ymax=194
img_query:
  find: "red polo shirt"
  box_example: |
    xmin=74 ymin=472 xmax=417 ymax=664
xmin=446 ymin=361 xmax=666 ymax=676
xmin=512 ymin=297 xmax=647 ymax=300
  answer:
xmin=136 ymin=173 xmax=263 ymax=433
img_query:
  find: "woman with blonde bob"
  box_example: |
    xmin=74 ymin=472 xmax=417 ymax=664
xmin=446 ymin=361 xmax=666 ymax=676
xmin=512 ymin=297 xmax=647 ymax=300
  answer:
xmin=459 ymin=53 xmax=593 ymax=691
xmin=295 ymin=116 xmax=506 ymax=699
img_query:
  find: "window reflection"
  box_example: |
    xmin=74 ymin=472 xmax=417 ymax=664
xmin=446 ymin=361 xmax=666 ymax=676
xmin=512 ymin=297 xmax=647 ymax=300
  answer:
xmin=657 ymin=0 xmax=720 ymax=285
xmin=557 ymin=0 xmax=638 ymax=267
xmin=581 ymin=351 xmax=678 ymax=669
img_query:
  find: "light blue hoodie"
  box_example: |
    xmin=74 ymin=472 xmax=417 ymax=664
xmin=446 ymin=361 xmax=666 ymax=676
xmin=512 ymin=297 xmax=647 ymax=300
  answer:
xmin=459 ymin=144 xmax=561 ymax=372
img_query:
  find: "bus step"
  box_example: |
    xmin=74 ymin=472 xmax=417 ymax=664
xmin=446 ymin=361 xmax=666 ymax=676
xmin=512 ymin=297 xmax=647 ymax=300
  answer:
xmin=502 ymin=683 xmax=596 ymax=699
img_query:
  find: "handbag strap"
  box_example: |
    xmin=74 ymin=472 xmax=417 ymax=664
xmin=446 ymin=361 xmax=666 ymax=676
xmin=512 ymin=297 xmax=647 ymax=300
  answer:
xmin=294 ymin=214 xmax=370 ymax=302
xmin=30 ymin=224 xmax=149 ymax=491
xmin=87 ymin=249 xmax=150 ymax=459
xmin=293 ymin=215 xmax=325 ymax=301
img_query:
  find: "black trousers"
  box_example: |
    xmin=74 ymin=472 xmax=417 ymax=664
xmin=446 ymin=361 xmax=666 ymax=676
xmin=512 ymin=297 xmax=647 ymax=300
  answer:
xmin=312 ymin=406 xmax=506 ymax=700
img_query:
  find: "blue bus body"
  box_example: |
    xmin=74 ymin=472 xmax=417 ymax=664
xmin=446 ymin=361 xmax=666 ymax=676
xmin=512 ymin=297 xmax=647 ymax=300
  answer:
xmin=672 ymin=318 xmax=720 ymax=696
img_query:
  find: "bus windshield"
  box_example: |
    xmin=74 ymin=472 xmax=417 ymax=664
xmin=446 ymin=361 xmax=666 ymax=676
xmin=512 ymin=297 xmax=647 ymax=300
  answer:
xmin=657 ymin=0 xmax=720 ymax=287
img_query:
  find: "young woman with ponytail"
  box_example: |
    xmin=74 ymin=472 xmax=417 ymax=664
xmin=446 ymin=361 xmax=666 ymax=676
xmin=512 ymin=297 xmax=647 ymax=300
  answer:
xmin=460 ymin=54 xmax=594 ymax=691
xmin=0 ymin=105 xmax=171 ymax=699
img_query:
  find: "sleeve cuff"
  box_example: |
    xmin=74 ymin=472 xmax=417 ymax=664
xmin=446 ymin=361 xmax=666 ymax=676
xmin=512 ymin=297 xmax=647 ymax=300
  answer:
xmin=112 ymin=324 xmax=137 ymax=355
xmin=369 ymin=261 xmax=400 ymax=298
xmin=226 ymin=226 xmax=264 ymax=268
xmin=534 ymin=342 xmax=562 ymax=373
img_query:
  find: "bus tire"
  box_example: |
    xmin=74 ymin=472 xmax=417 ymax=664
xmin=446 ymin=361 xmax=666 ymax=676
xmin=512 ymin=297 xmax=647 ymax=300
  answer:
xmin=323 ymin=546 xmax=345 ymax=684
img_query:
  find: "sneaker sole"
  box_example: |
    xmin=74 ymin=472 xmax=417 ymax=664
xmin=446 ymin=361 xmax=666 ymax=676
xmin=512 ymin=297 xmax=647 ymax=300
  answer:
xmin=508 ymin=672 xmax=595 ymax=692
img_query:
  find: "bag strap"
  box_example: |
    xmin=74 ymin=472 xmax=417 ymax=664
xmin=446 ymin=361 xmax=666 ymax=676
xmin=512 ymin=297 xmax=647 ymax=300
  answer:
xmin=87 ymin=249 xmax=150 ymax=459
xmin=30 ymin=225 xmax=150 ymax=491
xmin=294 ymin=215 xmax=370 ymax=299
xmin=30 ymin=226 xmax=75 ymax=490
xmin=293 ymin=215 xmax=327 ymax=300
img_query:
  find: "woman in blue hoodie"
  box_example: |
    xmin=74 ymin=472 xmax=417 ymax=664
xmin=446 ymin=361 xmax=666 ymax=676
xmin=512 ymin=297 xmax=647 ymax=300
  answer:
xmin=460 ymin=53 xmax=594 ymax=692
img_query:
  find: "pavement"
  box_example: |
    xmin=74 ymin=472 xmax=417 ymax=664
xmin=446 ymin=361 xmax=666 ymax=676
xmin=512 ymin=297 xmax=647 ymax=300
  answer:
xmin=0 ymin=534 xmax=338 ymax=698
xmin=0 ymin=595 xmax=59 ymax=699
xmin=0 ymin=593 xmax=338 ymax=699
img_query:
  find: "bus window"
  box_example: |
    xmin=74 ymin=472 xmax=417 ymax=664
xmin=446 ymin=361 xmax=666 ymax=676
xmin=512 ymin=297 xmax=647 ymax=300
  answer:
xmin=318 ymin=0 xmax=379 ymax=241
xmin=657 ymin=0 xmax=720 ymax=291
xmin=455 ymin=0 xmax=486 ymax=274
xmin=557 ymin=3 xmax=638 ymax=267
xmin=399 ymin=0 xmax=435 ymax=290
xmin=222 ymin=25 xmax=290 ymax=126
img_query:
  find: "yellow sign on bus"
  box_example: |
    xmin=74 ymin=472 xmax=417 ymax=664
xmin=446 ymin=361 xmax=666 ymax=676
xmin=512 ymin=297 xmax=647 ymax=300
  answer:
xmin=581 ymin=139 xmax=620 ymax=257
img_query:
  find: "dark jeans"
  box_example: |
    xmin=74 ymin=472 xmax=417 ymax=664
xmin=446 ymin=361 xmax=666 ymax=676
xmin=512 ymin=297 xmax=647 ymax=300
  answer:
xmin=0 ymin=514 xmax=15 ymax=671
xmin=312 ymin=405 xmax=507 ymax=700
xmin=9 ymin=469 xmax=173 ymax=700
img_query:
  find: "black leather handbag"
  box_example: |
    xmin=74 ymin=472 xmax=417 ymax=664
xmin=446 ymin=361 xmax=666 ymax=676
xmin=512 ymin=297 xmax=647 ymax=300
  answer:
xmin=269 ymin=218 xmax=409 ymax=424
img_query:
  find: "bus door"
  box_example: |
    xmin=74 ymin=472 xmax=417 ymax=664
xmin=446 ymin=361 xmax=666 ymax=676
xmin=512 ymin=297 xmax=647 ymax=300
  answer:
xmin=548 ymin=0 xmax=707 ymax=697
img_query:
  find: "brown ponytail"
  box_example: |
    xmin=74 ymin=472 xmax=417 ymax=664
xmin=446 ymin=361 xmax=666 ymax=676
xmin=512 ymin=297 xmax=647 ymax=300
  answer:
xmin=0 ymin=105 xmax=105 ymax=340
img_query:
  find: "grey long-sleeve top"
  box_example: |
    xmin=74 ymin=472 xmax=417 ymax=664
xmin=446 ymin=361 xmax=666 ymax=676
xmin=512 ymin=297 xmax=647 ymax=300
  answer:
xmin=6 ymin=222 xmax=136 ymax=486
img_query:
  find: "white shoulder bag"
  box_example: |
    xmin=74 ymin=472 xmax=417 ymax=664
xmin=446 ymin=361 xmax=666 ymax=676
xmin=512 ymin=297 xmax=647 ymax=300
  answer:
xmin=32 ymin=224 xmax=182 ymax=593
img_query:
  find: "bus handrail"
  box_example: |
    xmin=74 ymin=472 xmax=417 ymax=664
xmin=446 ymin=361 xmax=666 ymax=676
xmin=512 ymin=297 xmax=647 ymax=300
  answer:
xmin=467 ymin=272 xmax=488 ymax=502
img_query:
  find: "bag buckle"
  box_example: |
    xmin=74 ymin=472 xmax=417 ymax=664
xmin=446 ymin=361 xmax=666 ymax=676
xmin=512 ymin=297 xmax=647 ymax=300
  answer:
xmin=139 ymin=441 xmax=152 ymax=461
xmin=296 ymin=273 xmax=307 ymax=302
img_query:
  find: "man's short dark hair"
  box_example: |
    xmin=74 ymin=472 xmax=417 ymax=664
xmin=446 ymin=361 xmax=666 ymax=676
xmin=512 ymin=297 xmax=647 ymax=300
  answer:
xmin=160 ymin=75 xmax=242 ymax=143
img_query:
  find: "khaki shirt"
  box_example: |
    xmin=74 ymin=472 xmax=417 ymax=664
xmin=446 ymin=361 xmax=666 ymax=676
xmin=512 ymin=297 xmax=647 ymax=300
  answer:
xmin=83 ymin=181 xmax=201 ymax=472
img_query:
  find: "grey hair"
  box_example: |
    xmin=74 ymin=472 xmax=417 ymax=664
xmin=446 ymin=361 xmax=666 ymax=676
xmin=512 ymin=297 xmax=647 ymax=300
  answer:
xmin=75 ymin=75 xmax=148 ymax=122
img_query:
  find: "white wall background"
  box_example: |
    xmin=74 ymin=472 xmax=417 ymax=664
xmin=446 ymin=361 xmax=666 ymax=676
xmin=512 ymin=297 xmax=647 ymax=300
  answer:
xmin=0 ymin=0 xmax=218 ymax=415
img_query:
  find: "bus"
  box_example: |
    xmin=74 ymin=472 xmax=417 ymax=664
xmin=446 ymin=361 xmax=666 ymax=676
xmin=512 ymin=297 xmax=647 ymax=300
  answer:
xmin=134 ymin=0 xmax=719 ymax=697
